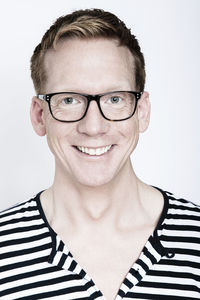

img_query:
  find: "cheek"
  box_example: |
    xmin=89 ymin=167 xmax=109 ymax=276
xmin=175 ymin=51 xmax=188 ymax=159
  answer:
xmin=117 ymin=117 xmax=139 ymax=140
xmin=45 ymin=120 xmax=76 ymax=151
xmin=119 ymin=118 xmax=140 ymax=156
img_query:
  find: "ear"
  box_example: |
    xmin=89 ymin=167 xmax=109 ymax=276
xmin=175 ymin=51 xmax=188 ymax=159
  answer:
xmin=30 ymin=96 xmax=46 ymax=136
xmin=137 ymin=91 xmax=150 ymax=133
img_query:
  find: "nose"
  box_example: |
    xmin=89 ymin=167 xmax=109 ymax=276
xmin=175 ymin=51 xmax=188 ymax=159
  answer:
xmin=77 ymin=100 xmax=109 ymax=136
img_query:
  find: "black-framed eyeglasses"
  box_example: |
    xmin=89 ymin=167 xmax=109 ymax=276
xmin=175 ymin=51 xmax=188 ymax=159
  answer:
xmin=37 ymin=91 xmax=143 ymax=122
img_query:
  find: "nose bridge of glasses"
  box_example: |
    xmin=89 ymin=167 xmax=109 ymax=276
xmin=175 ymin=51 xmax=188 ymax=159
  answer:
xmin=87 ymin=94 xmax=101 ymax=103
xmin=84 ymin=94 xmax=105 ymax=120
xmin=86 ymin=94 xmax=102 ymax=111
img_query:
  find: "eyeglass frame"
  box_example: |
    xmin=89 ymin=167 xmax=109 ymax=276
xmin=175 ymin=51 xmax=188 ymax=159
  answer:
xmin=37 ymin=91 xmax=143 ymax=122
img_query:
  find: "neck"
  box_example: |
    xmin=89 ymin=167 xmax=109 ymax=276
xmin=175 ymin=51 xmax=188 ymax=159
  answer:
xmin=41 ymin=159 xmax=157 ymax=233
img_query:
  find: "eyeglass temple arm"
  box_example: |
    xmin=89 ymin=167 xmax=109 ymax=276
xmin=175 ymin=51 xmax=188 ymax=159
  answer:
xmin=37 ymin=95 xmax=46 ymax=100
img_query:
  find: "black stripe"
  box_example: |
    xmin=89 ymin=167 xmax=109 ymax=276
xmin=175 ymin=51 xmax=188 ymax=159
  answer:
xmin=166 ymin=214 xmax=200 ymax=221
xmin=126 ymin=292 xmax=199 ymax=300
xmin=158 ymin=258 xmax=200 ymax=270
xmin=69 ymin=259 xmax=78 ymax=272
xmin=58 ymin=240 xmax=64 ymax=252
xmin=89 ymin=290 xmax=103 ymax=299
xmin=1 ymin=274 xmax=85 ymax=297
xmin=147 ymin=269 xmax=200 ymax=281
xmin=159 ymin=247 xmax=200 ymax=257
xmin=1 ymin=266 xmax=80 ymax=284
xmin=0 ymin=199 xmax=36 ymax=216
xmin=169 ymin=203 xmax=200 ymax=213
xmin=0 ymin=231 xmax=50 ymax=247
xmin=2 ymin=286 xmax=89 ymax=300
xmin=0 ymin=256 xmax=50 ymax=272
xmin=136 ymin=258 xmax=149 ymax=272
xmin=161 ymin=235 xmax=200 ymax=243
xmin=143 ymin=246 xmax=158 ymax=263
xmin=0 ymin=223 xmax=47 ymax=236
xmin=162 ymin=224 xmax=200 ymax=232
xmin=0 ymin=214 xmax=43 ymax=227
xmin=124 ymin=277 xmax=133 ymax=289
xmin=138 ymin=280 xmax=199 ymax=292
xmin=58 ymin=253 xmax=68 ymax=268
xmin=0 ymin=243 xmax=52 ymax=259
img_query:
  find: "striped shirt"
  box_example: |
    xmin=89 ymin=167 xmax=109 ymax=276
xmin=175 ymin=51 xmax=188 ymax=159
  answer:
xmin=0 ymin=188 xmax=200 ymax=299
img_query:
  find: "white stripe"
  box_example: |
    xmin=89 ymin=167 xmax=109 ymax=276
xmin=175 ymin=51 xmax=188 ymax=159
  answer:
xmin=169 ymin=199 xmax=198 ymax=209
xmin=163 ymin=229 xmax=200 ymax=238
xmin=0 ymin=200 xmax=37 ymax=218
xmin=1 ymin=262 xmax=51 ymax=279
xmin=164 ymin=218 xmax=200 ymax=226
xmin=162 ymin=240 xmax=200 ymax=250
xmin=152 ymin=264 xmax=200 ymax=275
xmin=0 ymin=248 xmax=51 ymax=267
xmin=2 ymin=282 xmax=90 ymax=300
xmin=2 ymin=272 xmax=86 ymax=294
xmin=144 ymin=275 xmax=197 ymax=285
xmin=0 ymin=209 xmax=39 ymax=224
xmin=173 ymin=253 xmax=200 ymax=263
xmin=168 ymin=208 xmax=200 ymax=217
xmin=0 ymin=227 xmax=49 ymax=242
xmin=0 ymin=218 xmax=44 ymax=232
xmin=131 ymin=285 xmax=199 ymax=298
xmin=0 ymin=237 xmax=51 ymax=254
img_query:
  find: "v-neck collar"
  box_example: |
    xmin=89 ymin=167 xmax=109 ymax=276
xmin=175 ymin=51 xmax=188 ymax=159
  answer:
xmin=36 ymin=187 xmax=174 ymax=299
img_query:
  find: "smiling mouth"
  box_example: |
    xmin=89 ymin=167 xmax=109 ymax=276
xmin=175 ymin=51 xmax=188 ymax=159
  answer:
xmin=75 ymin=145 xmax=113 ymax=156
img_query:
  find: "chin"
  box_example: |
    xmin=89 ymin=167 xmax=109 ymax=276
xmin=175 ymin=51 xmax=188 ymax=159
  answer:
xmin=74 ymin=172 xmax=115 ymax=188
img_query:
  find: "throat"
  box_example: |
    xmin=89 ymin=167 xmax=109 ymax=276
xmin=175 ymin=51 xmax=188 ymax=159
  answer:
xmin=82 ymin=197 xmax=113 ymax=221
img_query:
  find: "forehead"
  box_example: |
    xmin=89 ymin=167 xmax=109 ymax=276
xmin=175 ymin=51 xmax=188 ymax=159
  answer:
xmin=43 ymin=38 xmax=136 ymax=93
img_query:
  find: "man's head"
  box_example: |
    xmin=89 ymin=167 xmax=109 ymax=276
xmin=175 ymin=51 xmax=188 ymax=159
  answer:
xmin=31 ymin=8 xmax=145 ymax=94
xmin=30 ymin=9 xmax=150 ymax=187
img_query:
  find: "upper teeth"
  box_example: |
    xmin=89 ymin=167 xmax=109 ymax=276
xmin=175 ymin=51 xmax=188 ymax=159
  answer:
xmin=77 ymin=145 xmax=112 ymax=156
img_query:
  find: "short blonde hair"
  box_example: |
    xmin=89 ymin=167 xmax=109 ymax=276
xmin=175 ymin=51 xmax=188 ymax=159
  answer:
xmin=30 ymin=9 xmax=145 ymax=93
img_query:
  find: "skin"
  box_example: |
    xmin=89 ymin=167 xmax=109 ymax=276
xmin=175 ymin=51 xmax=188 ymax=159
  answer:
xmin=30 ymin=38 xmax=164 ymax=300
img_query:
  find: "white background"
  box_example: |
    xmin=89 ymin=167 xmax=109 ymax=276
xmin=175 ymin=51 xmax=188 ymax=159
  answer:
xmin=0 ymin=0 xmax=199 ymax=210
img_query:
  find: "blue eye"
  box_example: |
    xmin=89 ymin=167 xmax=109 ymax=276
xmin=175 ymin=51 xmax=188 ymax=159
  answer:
xmin=63 ymin=97 xmax=75 ymax=104
xmin=110 ymin=96 xmax=121 ymax=104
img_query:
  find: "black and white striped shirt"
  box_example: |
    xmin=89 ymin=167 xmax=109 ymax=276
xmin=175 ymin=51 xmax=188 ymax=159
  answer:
xmin=0 ymin=189 xmax=200 ymax=299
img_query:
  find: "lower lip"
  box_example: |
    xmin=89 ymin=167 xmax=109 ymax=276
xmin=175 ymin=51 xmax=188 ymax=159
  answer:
xmin=73 ymin=145 xmax=115 ymax=159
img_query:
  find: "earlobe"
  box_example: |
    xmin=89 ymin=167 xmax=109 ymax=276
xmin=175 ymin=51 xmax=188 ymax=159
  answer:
xmin=30 ymin=96 xmax=46 ymax=136
xmin=138 ymin=91 xmax=151 ymax=133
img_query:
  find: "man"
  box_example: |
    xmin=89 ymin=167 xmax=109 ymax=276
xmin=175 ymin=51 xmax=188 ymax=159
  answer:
xmin=0 ymin=8 xmax=199 ymax=300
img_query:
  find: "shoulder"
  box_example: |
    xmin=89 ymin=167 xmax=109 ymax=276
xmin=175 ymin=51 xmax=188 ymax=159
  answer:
xmin=0 ymin=193 xmax=53 ymax=284
xmin=0 ymin=192 xmax=46 ymax=246
xmin=0 ymin=194 xmax=41 ymax=225
xmin=160 ymin=189 xmax=200 ymax=228
xmin=165 ymin=190 xmax=200 ymax=212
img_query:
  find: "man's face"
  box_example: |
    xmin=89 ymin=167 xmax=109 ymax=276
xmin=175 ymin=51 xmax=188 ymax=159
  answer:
xmin=32 ymin=38 xmax=150 ymax=187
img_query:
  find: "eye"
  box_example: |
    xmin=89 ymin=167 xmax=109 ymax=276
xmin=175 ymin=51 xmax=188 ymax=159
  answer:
xmin=109 ymin=96 xmax=122 ymax=104
xmin=62 ymin=97 xmax=77 ymax=104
